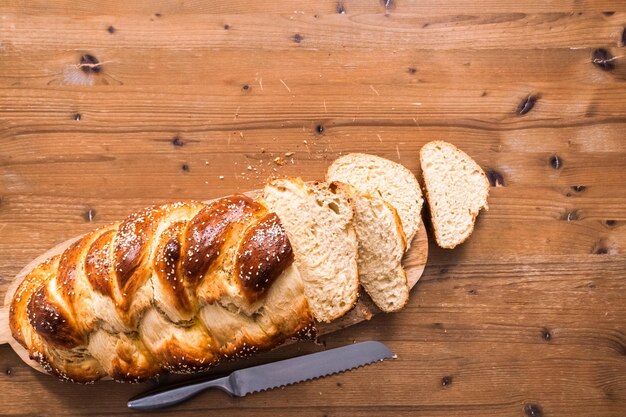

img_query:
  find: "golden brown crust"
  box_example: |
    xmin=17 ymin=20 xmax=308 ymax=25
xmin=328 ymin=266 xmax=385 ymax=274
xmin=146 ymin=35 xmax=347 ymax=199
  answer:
xmin=181 ymin=195 xmax=263 ymax=285
xmin=154 ymin=221 xmax=193 ymax=315
xmin=236 ymin=212 xmax=294 ymax=303
xmin=113 ymin=205 xmax=176 ymax=311
xmin=10 ymin=257 xmax=57 ymax=347
xmin=9 ymin=195 xmax=314 ymax=383
xmin=26 ymin=285 xmax=84 ymax=349
xmin=85 ymin=229 xmax=116 ymax=298
xmin=114 ymin=207 xmax=155 ymax=293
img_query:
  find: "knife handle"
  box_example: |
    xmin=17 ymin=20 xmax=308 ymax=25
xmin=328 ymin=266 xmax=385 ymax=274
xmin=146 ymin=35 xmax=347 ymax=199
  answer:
xmin=127 ymin=375 xmax=234 ymax=411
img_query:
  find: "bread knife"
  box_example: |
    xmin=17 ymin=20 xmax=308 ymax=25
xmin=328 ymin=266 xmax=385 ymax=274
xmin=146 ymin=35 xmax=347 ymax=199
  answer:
xmin=128 ymin=341 xmax=395 ymax=410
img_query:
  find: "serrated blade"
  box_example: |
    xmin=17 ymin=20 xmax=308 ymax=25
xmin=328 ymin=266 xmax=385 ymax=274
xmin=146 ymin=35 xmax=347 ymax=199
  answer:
xmin=229 ymin=341 xmax=394 ymax=396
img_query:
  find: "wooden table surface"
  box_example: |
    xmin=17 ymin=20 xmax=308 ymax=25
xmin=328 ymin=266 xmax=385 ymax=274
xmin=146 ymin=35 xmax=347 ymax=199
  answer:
xmin=1 ymin=1 xmax=626 ymax=416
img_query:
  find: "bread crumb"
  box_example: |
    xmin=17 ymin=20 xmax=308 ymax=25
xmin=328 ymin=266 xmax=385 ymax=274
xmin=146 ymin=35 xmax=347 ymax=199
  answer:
xmin=285 ymin=152 xmax=295 ymax=157
xmin=361 ymin=307 xmax=373 ymax=320
xmin=273 ymin=157 xmax=285 ymax=166
xmin=218 ymin=175 xmax=224 ymax=180
xmin=247 ymin=165 xmax=253 ymax=171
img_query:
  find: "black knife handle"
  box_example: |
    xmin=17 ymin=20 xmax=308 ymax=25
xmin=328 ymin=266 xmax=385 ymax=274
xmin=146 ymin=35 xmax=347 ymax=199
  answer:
xmin=127 ymin=375 xmax=234 ymax=411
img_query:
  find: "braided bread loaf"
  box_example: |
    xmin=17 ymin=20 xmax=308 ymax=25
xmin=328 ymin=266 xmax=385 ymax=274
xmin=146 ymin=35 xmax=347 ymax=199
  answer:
xmin=9 ymin=195 xmax=314 ymax=383
xmin=9 ymin=152 xmax=425 ymax=383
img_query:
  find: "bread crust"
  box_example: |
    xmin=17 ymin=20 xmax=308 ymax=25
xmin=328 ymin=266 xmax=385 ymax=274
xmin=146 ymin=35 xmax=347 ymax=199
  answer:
xmin=419 ymin=141 xmax=490 ymax=249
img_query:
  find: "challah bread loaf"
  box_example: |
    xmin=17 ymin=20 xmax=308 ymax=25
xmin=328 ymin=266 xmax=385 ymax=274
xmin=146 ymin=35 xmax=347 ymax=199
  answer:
xmin=9 ymin=195 xmax=314 ymax=383
xmin=262 ymin=178 xmax=359 ymax=323
xmin=420 ymin=141 xmax=489 ymax=249
xmin=326 ymin=153 xmax=424 ymax=246
xmin=8 ymin=155 xmax=426 ymax=383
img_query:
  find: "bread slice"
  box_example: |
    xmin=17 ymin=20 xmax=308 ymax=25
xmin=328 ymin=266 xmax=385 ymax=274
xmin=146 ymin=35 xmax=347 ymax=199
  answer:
xmin=326 ymin=153 xmax=424 ymax=246
xmin=344 ymin=184 xmax=409 ymax=312
xmin=262 ymin=178 xmax=359 ymax=322
xmin=420 ymin=141 xmax=489 ymax=249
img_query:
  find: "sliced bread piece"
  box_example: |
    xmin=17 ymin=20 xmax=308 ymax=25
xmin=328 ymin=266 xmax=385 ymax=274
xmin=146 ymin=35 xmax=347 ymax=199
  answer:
xmin=344 ymin=183 xmax=409 ymax=312
xmin=326 ymin=153 xmax=424 ymax=246
xmin=262 ymin=178 xmax=359 ymax=322
xmin=420 ymin=141 xmax=489 ymax=249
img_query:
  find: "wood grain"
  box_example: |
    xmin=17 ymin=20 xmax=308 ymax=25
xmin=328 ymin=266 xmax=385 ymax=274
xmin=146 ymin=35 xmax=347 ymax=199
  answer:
xmin=1 ymin=1 xmax=626 ymax=416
